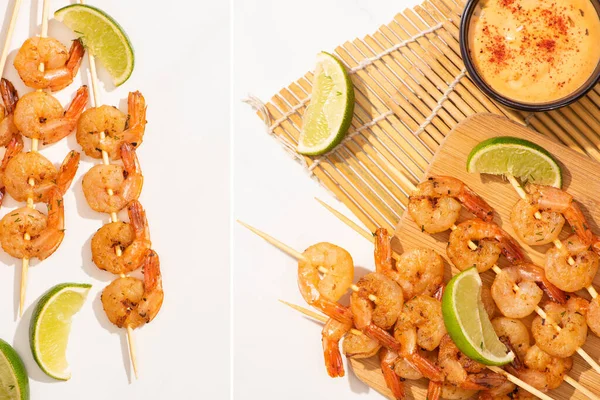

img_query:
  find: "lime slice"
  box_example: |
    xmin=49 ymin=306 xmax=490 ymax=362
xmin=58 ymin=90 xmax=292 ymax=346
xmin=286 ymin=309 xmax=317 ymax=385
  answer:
xmin=55 ymin=4 xmax=134 ymax=86
xmin=467 ymin=136 xmax=562 ymax=188
xmin=0 ymin=339 xmax=29 ymax=400
xmin=442 ymin=268 xmax=513 ymax=366
xmin=30 ymin=283 xmax=92 ymax=380
xmin=297 ymin=52 xmax=354 ymax=156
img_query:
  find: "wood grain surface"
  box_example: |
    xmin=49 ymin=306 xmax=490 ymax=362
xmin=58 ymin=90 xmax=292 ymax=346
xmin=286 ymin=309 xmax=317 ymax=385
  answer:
xmin=350 ymin=114 xmax=600 ymax=400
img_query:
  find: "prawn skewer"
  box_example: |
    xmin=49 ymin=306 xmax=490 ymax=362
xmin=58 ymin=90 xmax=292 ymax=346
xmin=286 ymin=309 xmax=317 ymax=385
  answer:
xmin=280 ymin=299 xmax=556 ymax=400
xmin=403 ymin=174 xmax=600 ymax=375
xmin=19 ymin=0 xmax=50 ymax=318
xmin=77 ymin=0 xmax=142 ymax=379
xmin=315 ymin=198 xmax=600 ymax=395
xmin=238 ymin=220 xmax=578 ymax=399
xmin=506 ymin=174 xmax=600 ymax=301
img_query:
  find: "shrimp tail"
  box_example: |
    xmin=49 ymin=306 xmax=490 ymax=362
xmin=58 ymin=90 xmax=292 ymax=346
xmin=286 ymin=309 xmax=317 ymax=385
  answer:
xmin=458 ymin=186 xmax=494 ymax=222
xmin=427 ymin=380 xmax=442 ymax=400
xmin=0 ymin=78 xmax=18 ymax=114
xmin=64 ymin=86 xmax=89 ymax=119
xmin=45 ymin=187 xmax=64 ymax=229
xmin=408 ymin=352 xmax=444 ymax=382
xmin=462 ymin=373 xmax=507 ymax=390
xmin=379 ymin=349 xmax=405 ymax=400
xmin=322 ymin=333 xmax=345 ymax=378
xmin=121 ymin=142 xmax=142 ymax=175
xmin=500 ymin=235 xmax=525 ymax=263
xmin=499 ymin=336 xmax=524 ymax=370
xmin=45 ymin=39 xmax=85 ymax=92
xmin=127 ymin=200 xmax=151 ymax=241
xmin=56 ymin=151 xmax=80 ymax=195
xmin=125 ymin=91 xmax=147 ymax=146
xmin=320 ymin=300 xmax=354 ymax=325
xmin=433 ymin=284 xmax=445 ymax=301
xmin=142 ymin=249 xmax=162 ymax=293
xmin=539 ymin=278 xmax=567 ymax=304
xmin=66 ymin=39 xmax=85 ymax=76
xmin=1 ymin=135 xmax=23 ymax=169
xmin=42 ymin=86 xmax=89 ymax=145
xmin=374 ymin=228 xmax=393 ymax=274
xmin=363 ymin=324 xmax=402 ymax=353
xmin=564 ymin=202 xmax=594 ymax=245
xmin=323 ymin=341 xmax=345 ymax=378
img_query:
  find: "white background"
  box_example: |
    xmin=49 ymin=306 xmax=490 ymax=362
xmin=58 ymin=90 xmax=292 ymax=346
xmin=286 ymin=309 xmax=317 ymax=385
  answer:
xmin=233 ymin=1 xmax=419 ymax=399
xmin=0 ymin=0 xmax=230 ymax=399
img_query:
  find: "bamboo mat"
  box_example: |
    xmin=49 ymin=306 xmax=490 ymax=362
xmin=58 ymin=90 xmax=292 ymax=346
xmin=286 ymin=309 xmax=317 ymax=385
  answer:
xmin=251 ymin=0 xmax=600 ymax=234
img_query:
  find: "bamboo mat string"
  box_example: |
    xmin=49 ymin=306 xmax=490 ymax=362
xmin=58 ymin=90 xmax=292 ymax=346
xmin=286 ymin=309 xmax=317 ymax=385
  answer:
xmin=524 ymin=112 xmax=535 ymax=127
xmin=411 ymin=68 xmax=466 ymax=136
xmin=245 ymin=21 xmax=449 ymax=134
xmin=349 ymin=21 xmax=447 ymax=72
xmin=307 ymin=110 xmax=394 ymax=172
xmin=243 ymin=95 xmax=310 ymax=169
xmin=248 ymin=64 xmax=466 ymax=176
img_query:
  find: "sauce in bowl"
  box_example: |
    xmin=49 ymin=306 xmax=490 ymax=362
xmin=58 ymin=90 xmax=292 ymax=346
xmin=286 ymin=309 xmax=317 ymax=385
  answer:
xmin=468 ymin=0 xmax=600 ymax=104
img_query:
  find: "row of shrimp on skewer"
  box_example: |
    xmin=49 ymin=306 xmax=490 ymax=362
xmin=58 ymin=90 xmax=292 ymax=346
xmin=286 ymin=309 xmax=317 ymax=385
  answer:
xmin=0 ymin=32 xmax=162 ymax=331
xmin=410 ymin=176 xmax=600 ymax=334
xmin=273 ymin=175 xmax=600 ymax=400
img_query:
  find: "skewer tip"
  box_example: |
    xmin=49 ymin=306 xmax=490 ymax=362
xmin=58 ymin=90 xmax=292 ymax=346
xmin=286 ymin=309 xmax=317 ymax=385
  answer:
xmin=126 ymin=326 xmax=139 ymax=380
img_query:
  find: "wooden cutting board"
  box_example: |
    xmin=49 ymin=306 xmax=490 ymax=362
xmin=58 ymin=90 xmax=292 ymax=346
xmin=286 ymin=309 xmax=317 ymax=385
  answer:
xmin=350 ymin=113 xmax=600 ymax=400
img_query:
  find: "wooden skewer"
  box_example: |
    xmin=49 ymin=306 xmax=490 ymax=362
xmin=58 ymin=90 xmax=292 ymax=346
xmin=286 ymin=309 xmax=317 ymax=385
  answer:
xmin=238 ymin=221 xmax=377 ymax=302
xmin=279 ymin=299 xmax=557 ymax=400
xmin=119 ymin=273 xmax=138 ymax=379
xmin=315 ymin=198 xmax=600 ymax=389
xmin=77 ymin=0 xmax=137 ymax=378
xmin=0 ymin=0 xmax=22 ymax=75
xmin=506 ymin=174 xmax=599 ymax=299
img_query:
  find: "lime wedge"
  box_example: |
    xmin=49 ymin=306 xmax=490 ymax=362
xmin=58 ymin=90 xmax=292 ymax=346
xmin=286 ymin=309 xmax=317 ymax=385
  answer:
xmin=30 ymin=283 xmax=91 ymax=380
xmin=467 ymin=136 xmax=562 ymax=188
xmin=297 ymin=52 xmax=354 ymax=156
xmin=55 ymin=4 xmax=134 ymax=86
xmin=442 ymin=268 xmax=513 ymax=366
xmin=0 ymin=339 xmax=29 ymax=400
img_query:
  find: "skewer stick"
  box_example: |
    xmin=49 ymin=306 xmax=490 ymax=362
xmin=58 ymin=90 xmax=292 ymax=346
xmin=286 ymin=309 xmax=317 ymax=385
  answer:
xmin=122 ymin=269 xmax=139 ymax=378
xmin=19 ymin=0 xmax=49 ymax=317
xmin=506 ymin=174 xmax=598 ymax=298
xmin=0 ymin=0 xmax=22 ymax=76
xmin=238 ymin=221 xmax=377 ymax=302
xmin=280 ymin=299 xmax=558 ymax=400
xmin=79 ymin=0 xmax=134 ymax=377
xmin=315 ymin=198 xmax=600 ymax=376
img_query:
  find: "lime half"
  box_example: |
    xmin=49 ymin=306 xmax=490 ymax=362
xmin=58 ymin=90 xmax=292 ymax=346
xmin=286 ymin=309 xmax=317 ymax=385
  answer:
xmin=467 ymin=136 xmax=562 ymax=188
xmin=30 ymin=283 xmax=91 ymax=380
xmin=0 ymin=339 xmax=29 ymax=400
xmin=297 ymin=52 xmax=354 ymax=156
xmin=442 ymin=268 xmax=513 ymax=366
xmin=55 ymin=4 xmax=134 ymax=86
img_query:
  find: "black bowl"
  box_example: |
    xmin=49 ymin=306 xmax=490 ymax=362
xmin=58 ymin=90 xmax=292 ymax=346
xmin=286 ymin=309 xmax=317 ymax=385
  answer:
xmin=459 ymin=0 xmax=600 ymax=112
